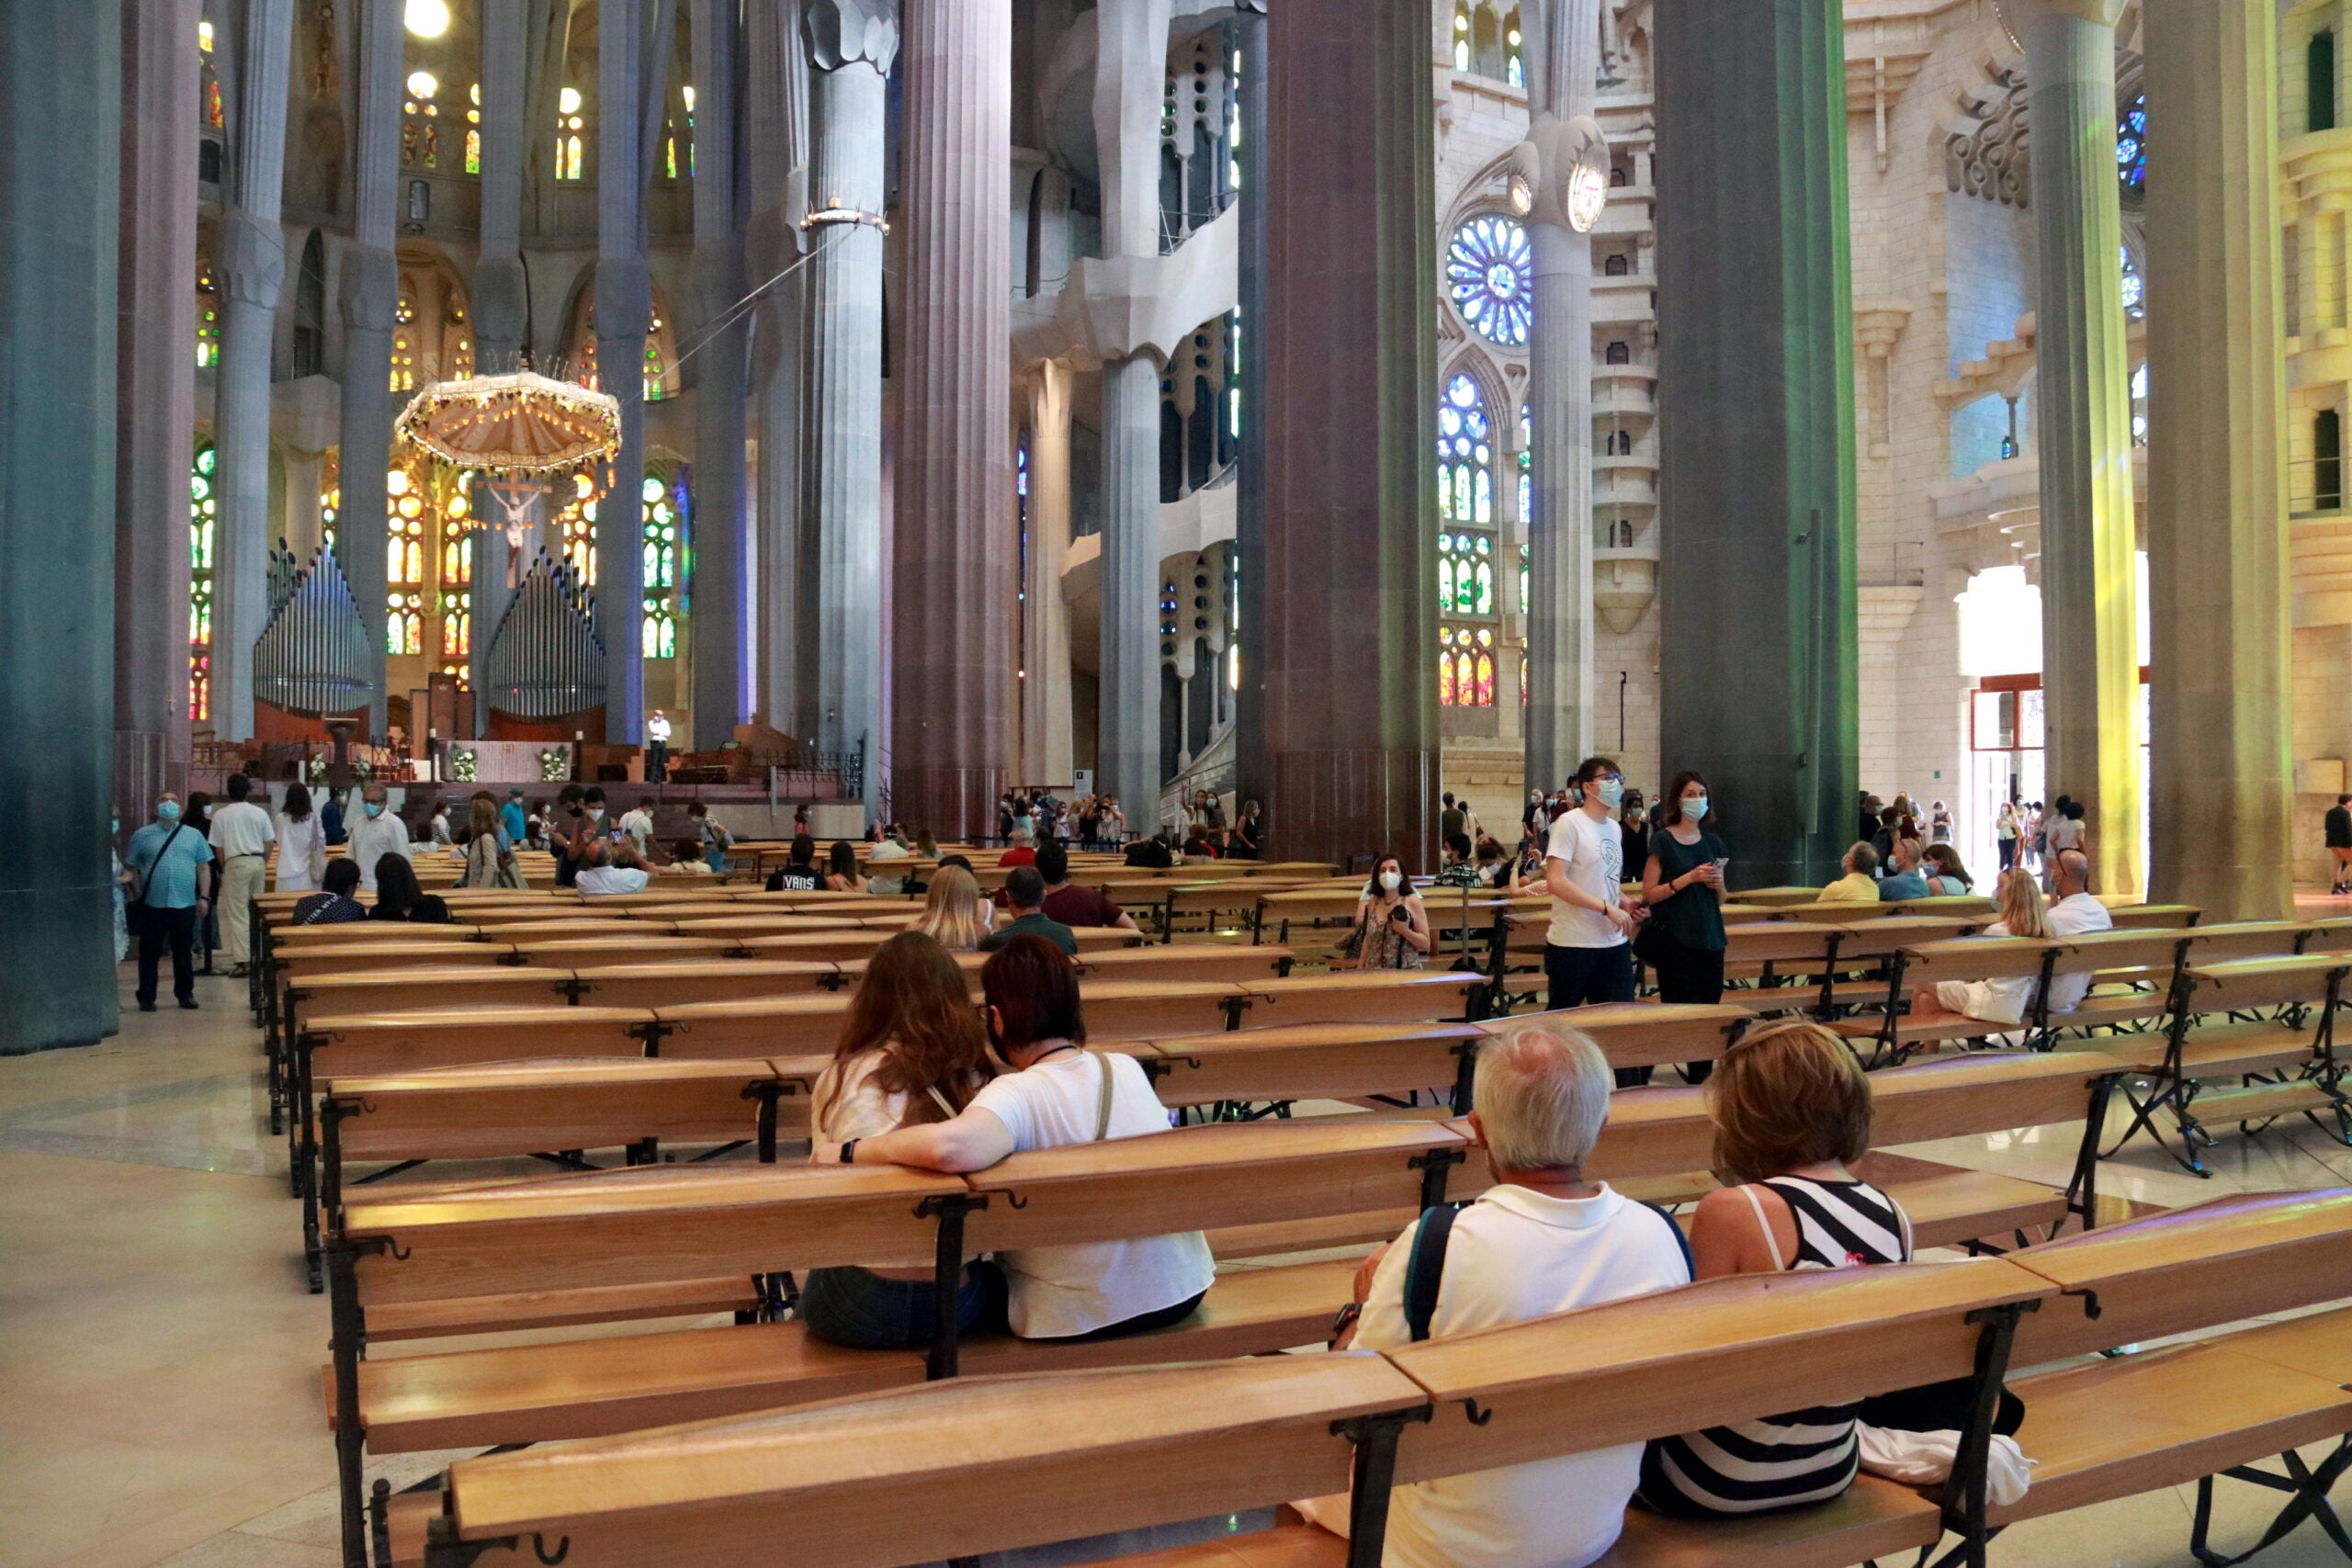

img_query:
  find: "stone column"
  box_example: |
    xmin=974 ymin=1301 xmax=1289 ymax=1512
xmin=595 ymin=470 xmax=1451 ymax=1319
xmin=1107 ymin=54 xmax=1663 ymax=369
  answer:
xmin=689 ymin=0 xmax=754 ymax=750
xmin=1022 ymin=359 xmax=1077 ymax=784
xmin=4 ymin=0 xmax=120 ymax=1052
xmin=1090 ymin=0 xmax=1173 ymax=824
xmin=2001 ymin=0 xmax=2143 ymax=896
xmin=1230 ymin=0 xmax=1269 ymax=812
xmin=115 ymin=0 xmax=198 ymax=819
xmin=1522 ymin=0 xmax=1602 ymax=792
xmin=474 ymin=0 xmax=528 ymax=371
xmin=211 ymin=0 xmax=296 ymax=741
xmin=1261 ymin=0 xmax=1440 ymax=869
xmin=595 ymin=0 xmax=650 ymax=746
xmin=801 ymin=0 xmax=896 ymax=810
xmin=2146 ymin=1 xmax=2292 ymax=918
xmin=892 ymin=0 xmax=1015 ymax=839
xmin=340 ymin=0 xmax=404 ymax=739
xmin=746 ymin=0 xmax=809 ymax=732
xmin=1653 ymin=0 xmax=1859 ymax=887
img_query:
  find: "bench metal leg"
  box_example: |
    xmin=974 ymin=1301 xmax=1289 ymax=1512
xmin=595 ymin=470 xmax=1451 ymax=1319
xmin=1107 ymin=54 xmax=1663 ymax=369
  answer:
xmin=918 ymin=1193 xmax=988 ymax=1381
xmin=324 ymin=1237 xmax=383 ymax=1568
xmin=1335 ymin=1406 xmax=1432 ymax=1568
xmin=2189 ymin=1438 xmax=2352 ymax=1566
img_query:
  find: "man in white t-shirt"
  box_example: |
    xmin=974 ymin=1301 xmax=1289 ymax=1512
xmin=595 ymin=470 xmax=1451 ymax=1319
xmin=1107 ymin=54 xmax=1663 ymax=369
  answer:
xmin=813 ymin=935 xmax=1215 ymax=1340
xmin=345 ymin=783 xmax=411 ymax=894
xmin=205 ymin=773 xmax=277 ymax=976
xmin=2043 ymin=849 xmax=2114 ymax=1012
xmin=574 ymin=839 xmax=652 ymax=897
xmin=616 ymin=800 xmax=656 ymax=853
xmin=1544 ymin=757 xmax=1638 ymax=1010
xmin=1318 ymin=1025 xmax=1691 ymax=1568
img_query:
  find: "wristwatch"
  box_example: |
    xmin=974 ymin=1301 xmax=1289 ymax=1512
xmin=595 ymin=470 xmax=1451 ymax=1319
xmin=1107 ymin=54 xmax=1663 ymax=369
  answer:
xmin=839 ymin=1139 xmax=859 ymax=1166
xmin=1329 ymin=1301 xmax=1363 ymax=1343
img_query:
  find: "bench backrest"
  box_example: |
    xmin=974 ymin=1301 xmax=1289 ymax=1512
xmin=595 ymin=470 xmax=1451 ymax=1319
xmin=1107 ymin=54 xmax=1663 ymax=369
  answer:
xmin=567 ymin=961 xmax=849 ymax=1007
xmin=2178 ymin=953 xmax=2351 ymax=1013
xmin=324 ymin=1056 xmax=811 ymax=1160
xmin=305 ymin=1006 xmax=650 ymax=1075
xmin=1895 ymin=934 xmax=2064 ymax=981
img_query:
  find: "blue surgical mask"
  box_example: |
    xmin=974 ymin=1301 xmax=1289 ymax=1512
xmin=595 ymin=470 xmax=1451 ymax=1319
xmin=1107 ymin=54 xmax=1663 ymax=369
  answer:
xmin=111 ymin=816 xmax=120 ymax=833
xmin=1597 ymin=779 xmax=1624 ymax=810
xmin=157 ymin=801 xmax=181 ymax=821
xmin=1685 ymin=795 xmax=1709 ymax=820
xmin=363 ymin=802 xmax=383 ymax=818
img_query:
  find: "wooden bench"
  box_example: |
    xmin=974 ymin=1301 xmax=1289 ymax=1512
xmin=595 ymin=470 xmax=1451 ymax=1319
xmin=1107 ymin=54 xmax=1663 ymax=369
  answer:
xmin=1837 ymin=928 xmax=2206 ymax=1062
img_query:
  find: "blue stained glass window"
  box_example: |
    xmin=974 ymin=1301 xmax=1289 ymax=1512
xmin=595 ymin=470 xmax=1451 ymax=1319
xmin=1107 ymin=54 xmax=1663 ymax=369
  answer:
xmin=1447 ymin=215 xmax=1534 ymax=347
xmin=2117 ymin=92 xmax=2147 ymax=192
xmin=1439 ymin=375 xmax=1492 ymax=527
xmin=2120 ymin=246 xmax=2144 ymax=320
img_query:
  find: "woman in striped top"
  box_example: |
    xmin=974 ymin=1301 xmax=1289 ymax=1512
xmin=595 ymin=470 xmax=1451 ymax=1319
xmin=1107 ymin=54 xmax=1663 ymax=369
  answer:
xmin=1638 ymin=1021 xmax=1912 ymax=1517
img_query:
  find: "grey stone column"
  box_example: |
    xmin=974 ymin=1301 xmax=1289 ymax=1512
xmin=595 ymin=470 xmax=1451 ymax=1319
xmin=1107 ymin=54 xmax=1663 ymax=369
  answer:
xmin=3 ymin=0 xmax=120 ymax=1052
xmin=801 ymin=0 xmax=896 ymax=808
xmin=1261 ymin=0 xmax=1440 ymax=870
xmin=1021 ymin=359 xmax=1077 ymax=784
xmin=340 ymin=0 xmax=404 ymax=739
xmin=1091 ymin=0 xmax=1173 ymax=822
xmin=1231 ymin=0 xmax=1269 ymax=813
xmin=2002 ymin=0 xmax=2144 ymax=895
xmin=1654 ymin=0 xmax=1859 ymax=888
xmin=595 ymin=0 xmax=650 ymax=746
xmin=746 ymin=0 xmax=809 ymax=732
xmin=689 ymin=0 xmax=754 ymax=750
xmin=1522 ymin=0 xmax=1600 ymax=793
xmin=211 ymin=0 xmax=296 ymax=742
xmin=2146 ymin=1 xmax=2292 ymax=918
xmin=891 ymin=0 xmax=1015 ymax=839
xmin=474 ymin=0 xmax=529 ymax=371
xmin=115 ymin=0 xmax=198 ymax=819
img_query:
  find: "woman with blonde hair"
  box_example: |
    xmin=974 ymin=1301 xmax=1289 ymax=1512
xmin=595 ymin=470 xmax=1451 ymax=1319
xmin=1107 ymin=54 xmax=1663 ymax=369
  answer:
xmin=914 ymin=863 xmax=987 ymax=952
xmin=800 ymin=931 xmax=998 ymax=1349
xmin=1928 ymin=867 xmax=2047 ymax=1026
xmin=1640 ymin=1020 xmax=1910 ymax=1517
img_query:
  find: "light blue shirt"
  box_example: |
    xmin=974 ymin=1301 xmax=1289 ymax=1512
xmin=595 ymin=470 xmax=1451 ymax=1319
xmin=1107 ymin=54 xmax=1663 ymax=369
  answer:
xmin=125 ymin=819 xmax=215 ymax=909
xmin=502 ymin=800 xmax=527 ymax=844
xmin=1877 ymin=869 xmax=1931 ymax=902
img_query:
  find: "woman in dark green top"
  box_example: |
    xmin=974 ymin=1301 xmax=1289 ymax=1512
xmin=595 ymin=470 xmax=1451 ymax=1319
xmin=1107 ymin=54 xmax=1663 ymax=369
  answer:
xmin=1642 ymin=772 xmax=1731 ymax=1072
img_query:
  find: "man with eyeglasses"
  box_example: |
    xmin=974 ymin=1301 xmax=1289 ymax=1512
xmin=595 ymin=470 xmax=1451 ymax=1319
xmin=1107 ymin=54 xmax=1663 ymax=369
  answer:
xmin=1543 ymin=757 xmax=1640 ymax=1014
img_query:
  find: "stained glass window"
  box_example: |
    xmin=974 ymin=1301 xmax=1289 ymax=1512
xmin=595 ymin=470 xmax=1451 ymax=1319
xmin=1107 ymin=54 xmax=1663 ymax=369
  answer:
xmin=199 ymin=19 xmax=223 ymax=130
xmin=465 ymin=83 xmax=481 ymax=174
xmin=555 ymin=85 xmax=585 ymax=181
xmin=1517 ymin=403 xmax=1532 ymax=529
xmin=2120 ymin=246 xmax=2144 ymax=321
xmin=1439 ymin=374 xmax=1494 ymax=527
xmin=1453 ymin=1 xmax=1471 ymax=71
xmin=1439 ymin=532 xmax=1495 ymax=616
xmin=320 ymin=453 xmax=340 ymax=553
xmin=439 ymin=500 xmax=472 ymax=663
xmin=559 ymin=473 xmax=598 ymax=586
xmin=645 ymin=306 xmax=669 ymax=401
xmin=1448 ymin=216 xmax=1533 ymax=347
xmin=402 ymin=70 xmax=440 ymax=168
xmin=388 ymin=591 xmax=424 ymax=656
xmin=1439 ymin=626 xmax=1497 ymax=708
xmin=196 ymin=259 xmax=220 ymax=368
xmin=190 ymin=441 xmax=217 ymax=722
xmin=1506 ymin=11 xmax=1524 ymax=89
xmin=2116 ymin=91 xmax=2147 ymax=193
xmin=390 ymin=289 xmax=417 ymax=391
xmin=641 ymin=470 xmax=683 ymax=660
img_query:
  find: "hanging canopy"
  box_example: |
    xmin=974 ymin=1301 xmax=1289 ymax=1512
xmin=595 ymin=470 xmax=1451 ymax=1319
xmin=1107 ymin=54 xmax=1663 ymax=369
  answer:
xmin=395 ymin=370 xmax=621 ymax=477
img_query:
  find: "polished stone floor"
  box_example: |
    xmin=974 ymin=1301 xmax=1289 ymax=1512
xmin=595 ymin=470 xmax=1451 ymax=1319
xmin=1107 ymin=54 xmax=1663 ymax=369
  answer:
xmin=2 ymin=965 xmax=2347 ymax=1568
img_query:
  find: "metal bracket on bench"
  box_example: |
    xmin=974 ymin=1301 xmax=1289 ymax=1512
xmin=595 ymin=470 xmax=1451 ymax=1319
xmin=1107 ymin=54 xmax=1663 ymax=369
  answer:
xmin=1449 ymin=1042 xmax=1481 ymax=1118
xmin=915 ymin=1192 xmax=991 ymax=1380
xmin=629 ymin=1020 xmax=673 ymax=1056
xmin=552 ymin=976 xmax=590 ymax=1004
xmin=741 ymin=1079 xmax=786 ymax=1162
xmin=328 ymin=1234 xmax=403 ymax=1568
xmin=421 ymin=1517 xmax=569 ymax=1568
xmin=1812 ymin=928 xmax=1847 ymax=1019
xmin=1334 ymin=1405 xmax=1434 ymax=1568
xmin=1930 ymin=1299 xmax=2039 ymax=1568
xmin=1409 ymin=1146 xmax=1467 ymax=1211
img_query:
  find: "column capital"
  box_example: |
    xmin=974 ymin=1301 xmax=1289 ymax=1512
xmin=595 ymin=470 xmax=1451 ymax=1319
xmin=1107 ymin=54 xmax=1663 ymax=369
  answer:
xmin=1996 ymin=0 xmax=2126 ymax=41
xmin=215 ymin=209 xmax=288 ymax=308
xmin=806 ymin=0 xmax=899 ymax=73
xmin=336 ymin=243 xmax=399 ymax=332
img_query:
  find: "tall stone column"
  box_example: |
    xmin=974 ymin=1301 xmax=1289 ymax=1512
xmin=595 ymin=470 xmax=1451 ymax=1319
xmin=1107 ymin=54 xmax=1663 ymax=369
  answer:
xmin=690 ymin=0 xmax=754 ymax=750
xmin=115 ymin=0 xmax=198 ymax=819
xmin=1230 ymin=0 xmax=1269 ymax=812
xmin=475 ymin=0 xmax=529 ymax=371
xmin=2001 ymin=0 xmax=2143 ymax=895
xmin=1091 ymin=0 xmax=1173 ymax=824
xmin=2146 ymin=1 xmax=2291 ymax=918
xmin=746 ymin=0 xmax=810 ymax=732
xmin=3 ymin=0 xmax=120 ymax=1052
xmin=802 ymin=0 xmax=895 ymax=809
xmin=892 ymin=0 xmax=1015 ymax=839
xmin=1522 ymin=0 xmax=1602 ymax=792
xmin=1262 ymin=0 xmax=1440 ymax=870
xmin=211 ymin=0 xmax=296 ymax=741
xmin=340 ymin=0 xmax=404 ymax=739
xmin=595 ymin=0 xmax=650 ymax=747
xmin=1022 ymin=359 xmax=1077 ymax=784
xmin=1654 ymin=0 xmax=1859 ymax=888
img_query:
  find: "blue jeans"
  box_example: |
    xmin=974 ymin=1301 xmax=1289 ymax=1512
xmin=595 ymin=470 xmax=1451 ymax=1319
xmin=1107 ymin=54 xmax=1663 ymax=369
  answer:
xmin=798 ymin=1264 xmax=999 ymax=1351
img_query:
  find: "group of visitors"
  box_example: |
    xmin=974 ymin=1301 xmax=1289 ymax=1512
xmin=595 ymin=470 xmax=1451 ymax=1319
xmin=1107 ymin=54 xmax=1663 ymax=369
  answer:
xmin=996 ymin=790 xmax=1132 ymax=853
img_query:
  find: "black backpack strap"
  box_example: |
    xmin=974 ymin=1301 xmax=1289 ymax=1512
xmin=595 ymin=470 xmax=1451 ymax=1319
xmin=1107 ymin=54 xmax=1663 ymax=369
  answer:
xmin=1402 ymin=1201 xmax=1467 ymax=1343
xmin=1635 ymin=1199 xmax=1697 ymax=1280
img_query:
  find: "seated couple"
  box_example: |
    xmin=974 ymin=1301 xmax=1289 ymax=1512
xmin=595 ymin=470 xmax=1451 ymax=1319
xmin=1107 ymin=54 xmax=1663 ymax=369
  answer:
xmin=802 ymin=931 xmax=1213 ymax=1347
xmin=1317 ymin=1017 xmax=1914 ymax=1568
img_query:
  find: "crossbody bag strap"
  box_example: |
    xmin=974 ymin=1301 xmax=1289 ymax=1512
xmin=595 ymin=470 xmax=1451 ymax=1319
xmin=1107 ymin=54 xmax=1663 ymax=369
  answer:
xmin=136 ymin=824 xmax=187 ymax=908
xmin=1091 ymin=1050 xmax=1115 ymax=1142
xmin=1402 ymin=1201 xmax=1466 ymax=1343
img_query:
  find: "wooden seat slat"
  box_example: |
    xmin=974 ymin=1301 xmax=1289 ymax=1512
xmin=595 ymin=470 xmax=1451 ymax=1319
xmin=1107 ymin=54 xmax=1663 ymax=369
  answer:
xmin=569 ymin=961 xmax=846 ymax=1006
xmin=506 ymin=937 xmax=737 ymax=964
xmin=275 ymin=946 xmax=515 ymax=977
xmin=2178 ymin=920 xmax=2314 ymax=964
xmin=1232 ymin=970 xmax=1484 ymax=1029
xmin=437 ymin=1355 xmax=1422 ymax=1568
xmin=2199 ymin=1302 xmax=2352 ymax=1383
xmin=1080 ymin=945 xmax=1297 ymax=985
xmin=366 ymin=1277 xmax=765 ymax=1342
xmin=2182 ymin=952 xmax=2352 ymax=1010
xmin=1864 ymin=1051 xmax=2129 ymax=1146
xmin=2103 ymin=903 xmax=2202 ymax=930
xmin=1513 ymin=1002 xmax=1752 ymax=1068
xmin=305 ymin=1007 xmax=651 ymax=1074
xmin=1590 ymin=1475 xmax=1945 ymax=1568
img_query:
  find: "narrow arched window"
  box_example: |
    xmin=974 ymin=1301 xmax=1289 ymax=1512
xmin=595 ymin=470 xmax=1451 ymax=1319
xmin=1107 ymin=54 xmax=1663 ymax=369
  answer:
xmin=2317 ymin=409 xmax=2343 ymax=511
xmin=2313 ymin=31 xmax=2337 ymax=133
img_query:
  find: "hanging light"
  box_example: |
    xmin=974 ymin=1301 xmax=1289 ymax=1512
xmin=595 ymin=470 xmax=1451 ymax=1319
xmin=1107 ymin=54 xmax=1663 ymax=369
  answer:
xmin=404 ymin=0 xmax=452 ymax=39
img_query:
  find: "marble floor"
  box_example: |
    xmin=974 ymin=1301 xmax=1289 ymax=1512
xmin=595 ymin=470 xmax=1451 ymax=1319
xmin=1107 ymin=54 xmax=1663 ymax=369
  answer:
xmin=2 ymin=966 xmax=2347 ymax=1568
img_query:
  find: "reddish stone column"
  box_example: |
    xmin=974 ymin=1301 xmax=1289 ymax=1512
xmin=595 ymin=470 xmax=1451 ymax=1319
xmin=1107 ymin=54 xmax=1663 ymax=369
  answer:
xmin=890 ymin=0 xmax=1015 ymax=840
xmin=1258 ymin=0 xmax=1440 ymax=871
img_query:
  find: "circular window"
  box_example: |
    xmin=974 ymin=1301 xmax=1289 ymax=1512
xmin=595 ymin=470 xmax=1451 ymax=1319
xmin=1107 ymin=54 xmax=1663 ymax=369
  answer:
xmin=1446 ymin=215 xmax=1534 ymax=347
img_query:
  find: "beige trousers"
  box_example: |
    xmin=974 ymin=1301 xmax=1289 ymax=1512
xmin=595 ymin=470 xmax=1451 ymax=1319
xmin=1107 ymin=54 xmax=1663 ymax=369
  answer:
xmin=218 ymin=855 xmax=266 ymax=965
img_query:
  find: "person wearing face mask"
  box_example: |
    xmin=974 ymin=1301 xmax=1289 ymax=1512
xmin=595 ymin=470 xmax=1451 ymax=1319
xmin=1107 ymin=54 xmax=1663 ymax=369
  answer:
xmin=1638 ymin=772 xmax=1731 ymax=1086
xmin=1350 ymin=854 xmax=1430 ymax=970
xmin=124 ymin=793 xmax=215 ymax=1011
xmin=345 ymin=783 xmax=412 ymax=894
xmin=1544 ymin=757 xmax=1640 ymax=1010
xmin=813 ymin=936 xmax=1214 ymax=1341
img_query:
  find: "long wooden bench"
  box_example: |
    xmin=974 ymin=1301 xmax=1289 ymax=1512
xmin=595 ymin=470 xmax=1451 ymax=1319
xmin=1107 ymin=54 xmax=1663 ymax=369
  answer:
xmin=1836 ymin=927 xmax=2211 ymax=1062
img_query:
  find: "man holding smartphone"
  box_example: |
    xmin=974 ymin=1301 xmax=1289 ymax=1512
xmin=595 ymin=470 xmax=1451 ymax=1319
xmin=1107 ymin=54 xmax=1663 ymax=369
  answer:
xmin=1543 ymin=757 xmax=1638 ymax=1010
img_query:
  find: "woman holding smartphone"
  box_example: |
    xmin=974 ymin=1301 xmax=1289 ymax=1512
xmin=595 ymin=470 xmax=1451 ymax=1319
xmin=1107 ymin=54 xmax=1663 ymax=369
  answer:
xmin=1642 ymin=771 xmax=1731 ymax=1023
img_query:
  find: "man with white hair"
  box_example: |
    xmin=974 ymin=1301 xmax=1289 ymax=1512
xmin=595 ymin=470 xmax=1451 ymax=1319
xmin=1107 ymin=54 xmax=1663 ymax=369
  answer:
xmin=1322 ymin=1025 xmax=1692 ymax=1568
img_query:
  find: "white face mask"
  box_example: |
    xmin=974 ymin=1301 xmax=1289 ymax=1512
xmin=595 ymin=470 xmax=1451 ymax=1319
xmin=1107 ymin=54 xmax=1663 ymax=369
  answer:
xmin=587 ymin=807 xmax=605 ymax=820
xmin=1379 ymin=871 xmax=1402 ymax=892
